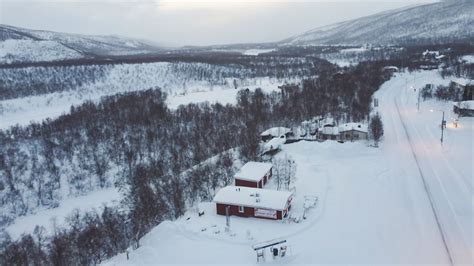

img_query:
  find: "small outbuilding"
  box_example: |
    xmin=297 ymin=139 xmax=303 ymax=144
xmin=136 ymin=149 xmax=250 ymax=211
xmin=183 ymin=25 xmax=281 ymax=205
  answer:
xmin=318 ymin=125 xmax=339 ymax=140
xmin=451 ymin=78 xmax=474 ymax=101
xmin=338 ymin=123 xmax=368 ymax=141
xmin=422 ymin=50 xmax=440 ymax=59
xmin=260 ymin=127 xmax=292 ymax=142
xmin=234 ymin=162 xmax=273 ymax=188
xmin=262 ymin=136 xmax=286 ymax=155
xmin=453 ymin=100 xmax=474 ymax=116
xmin=214 ymin=186 xmax=293 ymax=220
xmin=383 ymin=66 xmax=399 ymax=72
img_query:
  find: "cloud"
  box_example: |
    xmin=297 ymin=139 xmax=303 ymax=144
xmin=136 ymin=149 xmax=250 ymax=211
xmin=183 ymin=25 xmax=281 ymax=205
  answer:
xmin=0 ymin=0 xmax=438 ymax=46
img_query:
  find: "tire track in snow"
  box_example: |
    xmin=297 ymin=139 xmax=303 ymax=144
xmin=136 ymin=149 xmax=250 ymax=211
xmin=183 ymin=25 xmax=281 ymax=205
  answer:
xmin=394 ymin=99 xmax=454 ymax=266
xmin=408 ymin=114 xmax=471 ymax=260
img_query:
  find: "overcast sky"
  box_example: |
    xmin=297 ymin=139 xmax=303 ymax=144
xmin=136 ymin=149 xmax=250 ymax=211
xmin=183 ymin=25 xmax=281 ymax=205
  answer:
xmin=0 ymin=0 xmax=438 ymax=46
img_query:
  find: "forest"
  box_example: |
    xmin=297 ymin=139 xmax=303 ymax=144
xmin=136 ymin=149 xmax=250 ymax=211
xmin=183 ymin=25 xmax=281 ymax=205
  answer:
xmin=0 ymin=58 xmax=391 ymax=264
xmin=0 ymin=53 xmax=326 ymax=101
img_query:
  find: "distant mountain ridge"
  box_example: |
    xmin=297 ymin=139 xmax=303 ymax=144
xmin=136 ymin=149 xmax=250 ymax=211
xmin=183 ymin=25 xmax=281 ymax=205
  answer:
xmin=0 ymin=24 xmax=163 ymax=64
xmin=283 ymin=0 xmax=474 ymax=46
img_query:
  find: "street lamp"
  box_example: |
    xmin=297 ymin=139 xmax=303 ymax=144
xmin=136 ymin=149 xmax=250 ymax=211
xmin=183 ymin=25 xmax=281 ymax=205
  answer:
xmin=430 ymin=109 xmax=446 ymax=144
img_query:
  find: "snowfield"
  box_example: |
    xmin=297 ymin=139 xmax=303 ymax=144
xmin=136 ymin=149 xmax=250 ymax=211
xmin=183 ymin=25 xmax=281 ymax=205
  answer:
xmin=166 ymin=77 xmax=292 ymax=110
xmin=5 ymin=187 xmax=120 ymax=240
xmin=0 ymin=39 xmax=83 ymax=64
xmin=0 ymin=62 xmax=300 ymax=129
xmin=284 ymin=1 xmax=474 ymax=46
xmin=242 ymin=49 xmax=276 ymax=56
xmin=461 ymin=55 xmax=474 ymax=64
xmin=0 ymin=24 xmax=161 ymax=59
xmin=104 ymin=70 xmax=472 ymax=265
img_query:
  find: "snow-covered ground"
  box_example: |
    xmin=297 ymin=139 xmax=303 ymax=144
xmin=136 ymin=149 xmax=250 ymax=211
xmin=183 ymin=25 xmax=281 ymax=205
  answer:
xmin=0 ymin=62 xmax=298 ymax=129
xmin=340 ymin=47 xmax=368 ymax=53
xmin=319 ymin=52 xmax=360 ymax=67
xmin=461 ymin=55 xmax=474 ymax=64
xmin=5 ymin=187 xmax=120 ymax=239
xmin=242 ymin=49 xmax=276 ymax=56
xmin=322 ymin=57 xmax=355 ymax=67
xmin=105 ymin=70 xmax=472 ymax=265
xmin=166 ymin=77 xmax=289 ymax=109
xmin=104 ymin=140 xmax=448 ymax=264
xmin=0 ymin=40 xmax=83 ymax=64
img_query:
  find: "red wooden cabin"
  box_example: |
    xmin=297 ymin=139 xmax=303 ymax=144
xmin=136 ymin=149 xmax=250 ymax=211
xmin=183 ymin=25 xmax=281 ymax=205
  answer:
xmin=214 ymin=186 xmax=292 ymax=220
xmin=234 ymin=162 xmax=273 ymax=188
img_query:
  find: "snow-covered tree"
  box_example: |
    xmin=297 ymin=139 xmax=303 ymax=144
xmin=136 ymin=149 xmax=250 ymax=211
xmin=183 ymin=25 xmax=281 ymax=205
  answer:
xmin=370 ymin=113 xmax=384 ymax=147
xmin=272 ymin=155 xmax=297 ymax=190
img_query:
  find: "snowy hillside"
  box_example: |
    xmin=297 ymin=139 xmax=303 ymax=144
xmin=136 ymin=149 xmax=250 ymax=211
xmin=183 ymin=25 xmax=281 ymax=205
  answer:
xmin=0 ymin=39 xmax=83 ymax=64
xmin=283 ymin=1 xmax=474 ymax=46
xmin=0 ymin=24 xmax=162 ymax=64
xmin=0 ymin=62 xmax=303 ymax=129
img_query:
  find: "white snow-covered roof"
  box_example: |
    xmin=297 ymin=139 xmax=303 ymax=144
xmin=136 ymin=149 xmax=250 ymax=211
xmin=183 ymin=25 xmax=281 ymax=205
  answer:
xmin=453 ymin=100 xmax=474 ymax=110
xmin=260 ymin=127 xmax=291 ymax=137
xmin=423 ymin=50 xmax=439 ymax=57
xmin=263 ymin=136 xmax=285 ymax=152
xmin=338 ymin=123 xmax=368 ymax=133
xmin=319 ymin=126 xmax=339 ymax=135
xmin=461 ymin=55 xmax=474 ymax=64
xmin=234 ymin=162 xmax=273 ymax=182
xmin=383 ymin=66 xmax=399 ymax=71
xmin=451 ymin=78 xmax=473 ymax=87
xmin=319 ymin=117 xmax=335 ymax=127
xmin=213 ymin=186 xmax=292 ymax=210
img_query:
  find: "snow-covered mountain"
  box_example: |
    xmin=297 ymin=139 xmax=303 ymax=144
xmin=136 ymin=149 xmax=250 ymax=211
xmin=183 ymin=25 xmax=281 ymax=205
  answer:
xmin=0 ymin=24 xmax=163 ymax=64
xmin=283 ymin=0 xmax=474 ymax=46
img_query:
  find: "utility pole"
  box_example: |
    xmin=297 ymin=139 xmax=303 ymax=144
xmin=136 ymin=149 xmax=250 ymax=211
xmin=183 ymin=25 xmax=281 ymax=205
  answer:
xmin=440 ymin=111 xmax=445 ymax=144
xmin=225 ymin=206 xmax=230 ymax=232
xmin=431 ymin=109 xmax=446 ymax=144
xmin=417 ymin=88 xmax=421 ymax=112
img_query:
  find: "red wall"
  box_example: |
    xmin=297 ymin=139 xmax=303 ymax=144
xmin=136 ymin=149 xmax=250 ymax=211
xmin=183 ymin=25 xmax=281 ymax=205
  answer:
xmin=216 ymin=203 xmax=285 ymax=220
xmin=235 ymin=178 xmax=260 ymax=188
xmin=235 ymin=168 xmax=272 ymax=188
xmin=216 ymin=203 xmax=254 ymax=217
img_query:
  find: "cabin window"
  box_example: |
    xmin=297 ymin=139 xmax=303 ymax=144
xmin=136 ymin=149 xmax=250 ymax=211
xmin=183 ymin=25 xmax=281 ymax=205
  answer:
xmin=238 ymin=206 xmax=244 ymax=213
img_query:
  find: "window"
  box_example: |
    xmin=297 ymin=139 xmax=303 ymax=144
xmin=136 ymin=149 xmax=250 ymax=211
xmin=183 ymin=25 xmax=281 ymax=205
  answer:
xmin=238 ymin=206 xmax=244 ymax=213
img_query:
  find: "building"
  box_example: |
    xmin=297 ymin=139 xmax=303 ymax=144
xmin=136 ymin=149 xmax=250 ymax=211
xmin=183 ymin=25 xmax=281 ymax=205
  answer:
xmin=453 ymin=101 xmax=474 ymax=117
xmin=338 ymin=123 xmax=368 ymax=141
xmin=260 ymin=127 xmax=292 ymax=142
xmin=422 ymin=50 xmax=440 ymax=59
xmin=262 ymin=136 xmax=286 ymax=155
xmin=383 ymin=66 xmax=399 ymax=73
xmin=234 ymin=162 xmax=273 ymax=188
xmin=318 ymin=117 xmax=335 ymax=128
xmin=451 ymin=78 xmax=474 ymax=101
xmin=214 ymin=186 xmax=293 ymax=220
xmin=318 ymin=125 xmax=339 ymax=140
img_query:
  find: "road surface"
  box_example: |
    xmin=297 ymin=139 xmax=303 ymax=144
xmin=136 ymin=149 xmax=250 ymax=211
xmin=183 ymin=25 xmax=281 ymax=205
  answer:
xmin=374 ymin=71 xmax=473 ymax=265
